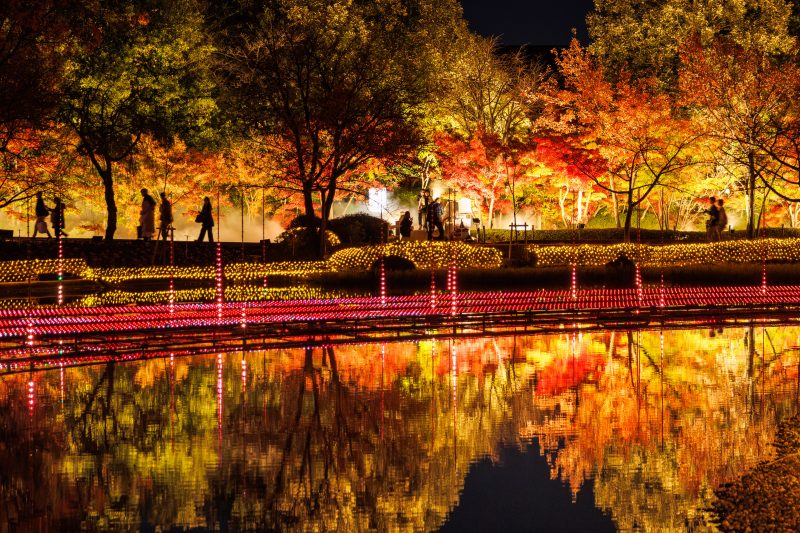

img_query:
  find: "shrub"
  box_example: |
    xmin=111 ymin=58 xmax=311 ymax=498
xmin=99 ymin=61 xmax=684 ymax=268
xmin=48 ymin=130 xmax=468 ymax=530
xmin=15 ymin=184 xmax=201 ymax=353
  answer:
xmin=328 ymin=241 xmax=503 ymax=271
xmin=276 ymin=227 xmax=340 ymax=258
xmin=371 ymin=255 xmax=416 ymax=271
xmin=327 ymin=213 xmax=389 ymax=245
xmin=527 ymin=238 xmax=800 ymax=267
xmin=288 ymin=214 xmax=321 ymax=229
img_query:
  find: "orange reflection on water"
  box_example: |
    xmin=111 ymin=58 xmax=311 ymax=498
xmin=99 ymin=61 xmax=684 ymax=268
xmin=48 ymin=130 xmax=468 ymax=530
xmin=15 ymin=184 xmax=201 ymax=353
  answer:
xmin=0 ymin=325 xmax=797 ymax=531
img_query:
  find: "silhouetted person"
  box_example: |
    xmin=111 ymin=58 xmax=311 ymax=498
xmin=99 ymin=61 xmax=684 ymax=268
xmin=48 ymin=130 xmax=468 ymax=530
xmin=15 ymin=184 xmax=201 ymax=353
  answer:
xmin=706 ymin=196 xmax=719 ymax=242
xmin=158 ymin=192 xmax=173 ymax=241
xmin=417 ymin=189 xmax=430 ymax=229
xmin=196 ymin=196 xmax=214 ymax=242
xmin=428 ymin=197 xmax=445 ymax=240
xmin=51 ymin=197 xmax=67 ymax=237
xmin=399 ymin=210 xmax=412 ymax=239
xmin=717 ymin=198 xmax=728 ymax=240
xmin=139 ymin=188 xmax=156 ymax=240
xmin=33 ymin=192 xmax=52 ymax=238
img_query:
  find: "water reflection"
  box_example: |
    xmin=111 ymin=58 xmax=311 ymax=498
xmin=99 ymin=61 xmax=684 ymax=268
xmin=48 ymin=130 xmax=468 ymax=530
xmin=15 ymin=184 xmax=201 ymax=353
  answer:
xmin=1 ymin=326 xmax=797 ymax=531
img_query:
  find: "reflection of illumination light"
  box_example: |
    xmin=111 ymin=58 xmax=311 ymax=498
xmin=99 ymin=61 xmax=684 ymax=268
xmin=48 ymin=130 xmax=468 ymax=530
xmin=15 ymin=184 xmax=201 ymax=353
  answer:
xmin=28 ymin=379 xmax=34 ymax=417
xmin=458 ymin=198 xmax=471 ymax=213
xmin=368 ymin=187 xmax=387 ymax=214
xmin=241 ymin=357 xmax=247 ymax=393
xmin=217 ymin=353 xmax=223 ymax=441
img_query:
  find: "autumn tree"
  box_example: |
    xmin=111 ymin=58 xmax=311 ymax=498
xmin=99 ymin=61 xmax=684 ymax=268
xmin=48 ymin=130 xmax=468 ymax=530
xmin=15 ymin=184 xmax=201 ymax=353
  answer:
xmin=679 ymin=38 xmax=800 ymax=237
xmin=222 ymin=0 xmax=464 ymax=254
xmin=60 ymin=0 xmax=215 ymax=240
xmin=0 ymin=0 xmax=78 ymax=153
xmin=557 ymin=40 xmax=700 ymax=241
xmin=587 ymin=0 xmax=795 ymax=85
xmin=433 ymin=36 xmax=554 ymax=227
xmin=0 ymin=127 xmax=80 ymax=210
xmin=0 ymin=1 xmax=87 ymax=210
xmin=435 ymin=130 xmax=533 ymax=228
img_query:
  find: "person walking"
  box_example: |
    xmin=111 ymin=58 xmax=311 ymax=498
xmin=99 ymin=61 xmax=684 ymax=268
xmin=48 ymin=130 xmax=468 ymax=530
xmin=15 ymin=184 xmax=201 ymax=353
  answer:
xmin=196 ymin=196 xmax=214 ymax=242
xmin=139 ymin=188 xmax=156 ymax=240
xmin=706 ymin=196 xmax=719 ymax=242
xmin=33 ymin=191 xmax=52 ymax=238
xmin=399 ymin=211 xmax=413 ymax=239
xmin=158 ymin=192 xmax=173 ymax=241
xmin=428 ymin=197 xmax=445 ymax=240
xmin=51 ymin=197 xmax=67 ymax=238
xmin=716 ymin=198 xmax=728 ymax=241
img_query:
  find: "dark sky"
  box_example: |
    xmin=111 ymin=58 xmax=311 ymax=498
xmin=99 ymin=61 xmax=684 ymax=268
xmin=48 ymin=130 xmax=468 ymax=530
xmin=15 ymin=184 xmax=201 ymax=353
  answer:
xmin=460 ymin=0 xmax=594 ymax=46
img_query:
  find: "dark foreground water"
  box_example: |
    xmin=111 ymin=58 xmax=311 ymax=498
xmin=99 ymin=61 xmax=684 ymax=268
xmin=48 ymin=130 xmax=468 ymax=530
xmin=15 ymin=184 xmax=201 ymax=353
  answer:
xmin=1 ymin=326 xmax=798 ymax=531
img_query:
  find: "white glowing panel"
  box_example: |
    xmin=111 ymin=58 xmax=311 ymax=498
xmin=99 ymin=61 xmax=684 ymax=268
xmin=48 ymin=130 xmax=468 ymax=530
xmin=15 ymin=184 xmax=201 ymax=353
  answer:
xmin=368 ymin=187 xmax=387 ymax=214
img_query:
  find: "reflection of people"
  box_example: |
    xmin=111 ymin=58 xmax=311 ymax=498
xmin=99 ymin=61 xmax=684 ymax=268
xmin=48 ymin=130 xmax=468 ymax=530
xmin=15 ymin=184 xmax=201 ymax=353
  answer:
xmin=717 ymin=198 xmax=728 ymax=240
xmin=51 ymin=197 xmax=67 ymax=237
xmin=705 ymin=196 xmax=719 ymax=242
xmin=33 ymin=192 xmax=52 ymax=238
xmin=428 ymin=198 xmax=445 ymax=240
xmin=196 ymin=196 xmax=214 ymax=242
xmin=399 ymin=211 xmax=412 ymax=239
xmin=139 ymin=188 xmax=156 ymax=240
xmin=158 ymin=192 xmax=173 ymax=241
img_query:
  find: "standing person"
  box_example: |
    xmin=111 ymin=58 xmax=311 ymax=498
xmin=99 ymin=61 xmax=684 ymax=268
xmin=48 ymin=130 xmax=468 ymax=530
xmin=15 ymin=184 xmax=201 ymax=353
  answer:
xmin=51 ymin=197 xmax=67 ymax=237
xmin=196 ymin=196 xmax=214 ymax=242
xmin=139 ymin=188 xmax=156 ymax=240
xmin=428 ymin=197 xmax=445 ymax=240
xmin=706 ymin=196 xmax=719 ymax=241
xmin=717 ymin=198 xmax=728 ymax=240
xmin=399 ymin=211 xmax=413 ymax=239
xmin=158 ymin=192 xmax=173 ymax=241
xmin=417 ymin=189 xmax=430 ymax=230
xmin=33 ymin=192 xmax=52 ymax=238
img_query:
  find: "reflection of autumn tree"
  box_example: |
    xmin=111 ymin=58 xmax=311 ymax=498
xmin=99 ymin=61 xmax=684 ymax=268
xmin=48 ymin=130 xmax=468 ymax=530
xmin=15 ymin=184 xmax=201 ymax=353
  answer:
xmin=0 ymin=328 xmax=798 ymax=530
xmin=518 ymin=328 xmax=798 ymax=531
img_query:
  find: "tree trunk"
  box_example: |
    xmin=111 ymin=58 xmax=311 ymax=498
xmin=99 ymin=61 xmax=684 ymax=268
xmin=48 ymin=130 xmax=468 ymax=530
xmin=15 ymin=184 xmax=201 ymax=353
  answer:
xmin=101 ymin=166 xmax=117 ymax=241
xmin=623 ymin=189 xmax=634 ymax=242
xmin=747 ymin=151 xmax=757 ymax=239
xmin=303 ymin=183 xmax=315 ymax=220
xmin=86 ymin=151 xmax=118 ymax=240
xmin=318 ymin=179 xmax=338 ymax=258
xmin=609 ymin=174 xmax=621 ymax=227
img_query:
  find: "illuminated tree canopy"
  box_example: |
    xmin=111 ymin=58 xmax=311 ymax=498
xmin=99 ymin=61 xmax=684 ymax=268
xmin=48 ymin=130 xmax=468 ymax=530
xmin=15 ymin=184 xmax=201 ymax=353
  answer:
xmin=5 ymin=0 xmax=800 ymax=241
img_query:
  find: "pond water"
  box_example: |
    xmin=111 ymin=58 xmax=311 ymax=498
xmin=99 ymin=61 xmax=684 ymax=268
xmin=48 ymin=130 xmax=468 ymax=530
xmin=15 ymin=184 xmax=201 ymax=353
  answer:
xmin=1 ymin=325 xmax=797 ymax=531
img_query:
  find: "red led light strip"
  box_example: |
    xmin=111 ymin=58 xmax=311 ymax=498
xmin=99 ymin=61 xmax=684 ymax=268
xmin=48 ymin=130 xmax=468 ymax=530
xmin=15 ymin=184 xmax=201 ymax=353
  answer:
xmin=4 ymin=285 xmax=800 ymax=341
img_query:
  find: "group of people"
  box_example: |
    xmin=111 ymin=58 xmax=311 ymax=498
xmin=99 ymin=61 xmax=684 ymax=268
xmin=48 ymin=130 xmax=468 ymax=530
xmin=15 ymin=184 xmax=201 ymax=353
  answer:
xmin=139 ymin=189 xmax=215 ymax=242
xmin=32 ymin=192 xmax=67 ymax=238
xmin=31 ymin=189 xmax=216 ymax=242
xmin=409 ymin=189 xmax=446 ymax=240
xmin=706 ymin=196 xmax=728 ymax=241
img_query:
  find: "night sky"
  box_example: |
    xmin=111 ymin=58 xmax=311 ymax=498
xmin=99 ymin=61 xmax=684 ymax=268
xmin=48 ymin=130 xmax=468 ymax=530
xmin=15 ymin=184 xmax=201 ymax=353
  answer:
xmin=460 ymin=0 xmax=594 ymax=46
